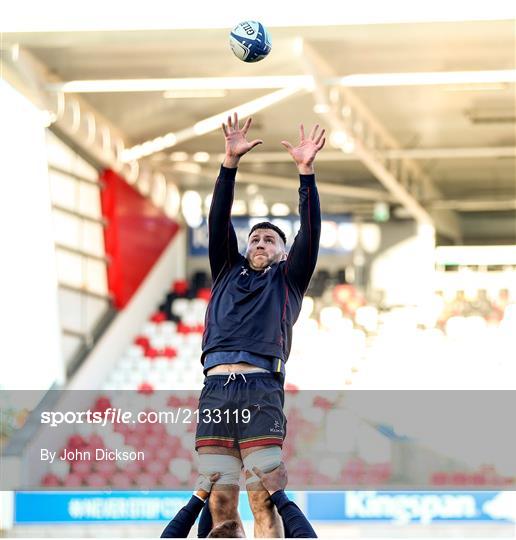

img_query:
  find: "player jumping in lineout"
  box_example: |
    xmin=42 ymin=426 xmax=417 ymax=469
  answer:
xmin=195 ymin=112 xmax=324 ymax=537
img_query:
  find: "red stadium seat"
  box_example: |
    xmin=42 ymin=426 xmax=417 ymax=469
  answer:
xmin=160 ymin=472 xmax=181 ymax=487
xmin=134 ymin=472 xmax=156 ymax=488
xmin=134 ymin=335 xmax=150 ymax=349
xmin=71 ymin=460 xmax=93 ymax=476
xmin=96 ymin=460 xmax=117 ymax=476
xmin=93 ymin=396 xmax=112 ymax=413
xmin=111 ymin=472 xmax=133 ymax=488
xmin=63 ymin=473 xmax=83 ymax=487
xmin=41 ymin=473 xmax=61 ymax=487
xmin=123 ymin=461 xmax=144 ymax=480
xmin=172 ymin=280 xmax=189 ymax=296
xmin=163 ymin=346 xmax=178 ymax=358
xmin=145 ymin=460 xmax=167 ymax=477
xmin=137 ymin=382 xmax=155 ymax=395
xmin=196 ymin=288 xmax=211 ymax=301
xmin=85 ymin=472 xmax=108 ymax=487
xmin=150 ymin=311 xmax=167 ymax=323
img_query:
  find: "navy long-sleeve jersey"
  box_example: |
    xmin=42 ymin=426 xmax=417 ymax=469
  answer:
xmin=271 ymin=490 xmax=318 ymax=538
xmin=201 ymin=165 xmax=321 ymax=366
xmin=160 ymin=494 xmax=204 ymax=538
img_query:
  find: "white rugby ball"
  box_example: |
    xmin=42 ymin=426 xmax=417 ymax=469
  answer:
xmin=229 ymin=20 xmax=271 ymax=63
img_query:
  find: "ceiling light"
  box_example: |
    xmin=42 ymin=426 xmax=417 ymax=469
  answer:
xmin=330 ymin=130 xmax=355 ymax=153
xmin=52 ymin=76 xmax=312 ymax=93
xmin=330 ymin=130 xmax=348 ymax=147
xmin=122 ymin=131 xmax=177 ymax=161
xmin=50 ymin=70 xmax=516 ymax=94
xmin=342 ymin=139 xmax=355 ymax=154
xmin=232 ymin=200 xmax=247 ymax=216
xmin=181 ymin=190 xmax=203 ymax=228
xmin=338 ymin=223 xmax=358 ymax=251
xmin=249 ymin=196 xmax=268 ymax=217
xmin=122 ymin=87 xmax=306 ymax=162
xmin=163 ymin=133 xmax=177 ymax=146
xmin=193 ymin=152 xmax=210 ymax=163
xmin=172 ymin=162 xmax=202 ymax=174
xmin=170 ymin=152 xmax=189 ymax=161
xmin=271 ymin=203 xmax=290 ymax=216
xmin=360 ymin=223 xmax=382 ymax=254
xmin=320 ymin=221 xmax=338 ymax=249
xmin=313 ymin=103 xmax=330 ymax=114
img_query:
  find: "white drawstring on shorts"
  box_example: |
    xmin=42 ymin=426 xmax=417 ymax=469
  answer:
xmin=223 ymin=372 xmax=247 ymax=386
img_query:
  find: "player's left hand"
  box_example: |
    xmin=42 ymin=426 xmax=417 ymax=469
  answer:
xmin=281 ymin=124 xmax=325 ymax=174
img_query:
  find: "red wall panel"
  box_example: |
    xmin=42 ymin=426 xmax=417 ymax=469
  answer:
xmin=100 ymin=170 xmax=180 ymax=309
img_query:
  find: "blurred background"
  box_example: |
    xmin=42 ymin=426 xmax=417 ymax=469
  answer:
xmin=1 ymin=1 xmax=515 ymax=538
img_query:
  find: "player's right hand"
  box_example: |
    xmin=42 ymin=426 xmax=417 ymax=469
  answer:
xmin=222 ymin=112 xmax=263 ymax=161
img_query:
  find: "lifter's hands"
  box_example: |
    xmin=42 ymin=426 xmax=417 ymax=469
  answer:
xmin=222 ymin=112 xmax=263 ymax=168
xmin=281 ymin=124 xmax=326 ymax=174
xmin=252 ymin=462 xmax=288 ymax=496
xmin=194 ymin=472 xmax=221 ymax=501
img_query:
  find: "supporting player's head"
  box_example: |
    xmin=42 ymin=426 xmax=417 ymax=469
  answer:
xmin=207 ymin=519 xmax=245 ymax=538
xmin=246 ymin=222 xmax=287 ymax=270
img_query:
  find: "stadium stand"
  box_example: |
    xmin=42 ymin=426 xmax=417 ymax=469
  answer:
xmin=36 ymin=277 xmax=515 ymax=490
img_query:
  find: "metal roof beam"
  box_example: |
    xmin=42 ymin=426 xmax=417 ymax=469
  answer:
xmin=300 ymin=40 xmax=462 ymax=241
xmin=171 ymin=163 xmax=393 ymax=202
xmin=161 ymin=146 xmax=516 ymax=164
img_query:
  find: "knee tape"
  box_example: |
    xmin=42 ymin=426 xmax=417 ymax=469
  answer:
xmin=243 ymin=446 xmax=281 ymax=486
xmin=198 ymin=454 xmax=242 ymax=485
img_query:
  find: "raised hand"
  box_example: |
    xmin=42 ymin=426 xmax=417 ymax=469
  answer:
xmin=222 ymin=112 xmax=263 ymax=168
xmin=281 ymin=123 xmax=326 ymax=174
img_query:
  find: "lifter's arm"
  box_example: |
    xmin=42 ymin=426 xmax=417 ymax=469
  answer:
xmin=253 ymin=464 xmax=318 ymax=538
xmin=160 ymin=473 xmax=219 ymax=538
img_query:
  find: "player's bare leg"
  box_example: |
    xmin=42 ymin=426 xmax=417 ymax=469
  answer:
xmin=197 ymin=446 xmax=244 ymax=529
xmin=241 ymin=446 xmax=284 ymax=538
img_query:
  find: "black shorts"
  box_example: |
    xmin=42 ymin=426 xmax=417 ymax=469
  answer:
xmin=195 ymin=372 xmax=286 ymax=450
